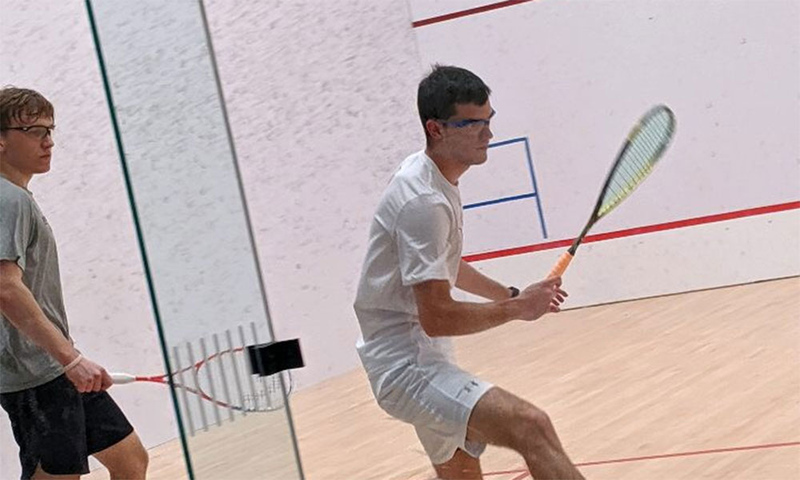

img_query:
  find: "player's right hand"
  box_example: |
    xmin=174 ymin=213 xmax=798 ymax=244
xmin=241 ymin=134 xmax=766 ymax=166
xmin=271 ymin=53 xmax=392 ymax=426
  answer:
xmin=517 ymin=276 xmax=568 ymax=321
xmin=65 ymin=356 xmax=113 ymax=393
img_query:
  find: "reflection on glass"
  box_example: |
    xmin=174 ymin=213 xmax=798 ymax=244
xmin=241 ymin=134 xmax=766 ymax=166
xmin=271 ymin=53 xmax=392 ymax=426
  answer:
xmin=86 ymin=0 xmax=303 ymax=478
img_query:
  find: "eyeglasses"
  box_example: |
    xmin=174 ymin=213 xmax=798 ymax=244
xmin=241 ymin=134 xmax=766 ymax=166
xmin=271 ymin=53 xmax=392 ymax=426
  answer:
xmin=1 ymin=125 xmax=56 ymax=140
xmin=437 ymin=109 xmax=495 ymax=130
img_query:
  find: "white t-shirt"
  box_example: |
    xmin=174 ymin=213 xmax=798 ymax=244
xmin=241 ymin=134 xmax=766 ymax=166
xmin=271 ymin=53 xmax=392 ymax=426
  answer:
xmin=354 ymin=151 xmax=463 ymax=396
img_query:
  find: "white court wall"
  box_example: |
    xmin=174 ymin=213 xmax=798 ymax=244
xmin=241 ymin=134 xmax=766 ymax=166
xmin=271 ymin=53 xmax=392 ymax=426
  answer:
xmin=201 ymin=0 xmax=425 ymax=384
xmin=459 ymin=210 xmax=800 ymax=310
xmin=1 ymin=1 xmax=798 ymax=478
xmin=413 ymin=0 xmax=799 ymax=255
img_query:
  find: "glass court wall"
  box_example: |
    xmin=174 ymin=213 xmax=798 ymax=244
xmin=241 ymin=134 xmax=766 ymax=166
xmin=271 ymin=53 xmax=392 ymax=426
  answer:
xmin=86 ymin=1 xmax=304 ymax=478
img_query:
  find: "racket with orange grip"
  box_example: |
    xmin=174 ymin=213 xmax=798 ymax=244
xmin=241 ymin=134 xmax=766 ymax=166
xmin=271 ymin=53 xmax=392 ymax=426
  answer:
xmin=548 ymin=105 xmax=676 ymax=278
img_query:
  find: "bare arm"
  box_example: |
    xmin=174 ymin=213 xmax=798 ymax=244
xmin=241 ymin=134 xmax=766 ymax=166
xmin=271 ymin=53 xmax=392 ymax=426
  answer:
xmin=455 ymin=259 xmax=511 ymax=301
xmin=0 ymin=261 xmax=77 ymax=364
xmin=413 ymin=276 xmax=566 ymax=337
xmin=0 ymin=260 xmax=111 ymax=392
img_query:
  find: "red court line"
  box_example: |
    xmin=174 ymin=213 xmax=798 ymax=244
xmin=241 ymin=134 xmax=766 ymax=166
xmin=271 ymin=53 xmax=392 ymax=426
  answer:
xmin=412 ymin=0 xmax=536 ymax=28
xmin=488 ymin=441 xmax=800 ymax=479
xmin=463 ymin=201 xmax=800 ymax=263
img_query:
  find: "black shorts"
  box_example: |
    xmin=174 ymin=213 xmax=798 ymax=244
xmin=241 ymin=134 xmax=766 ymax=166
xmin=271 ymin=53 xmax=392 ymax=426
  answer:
xmin=0 ymin=374 xmax=134 ymax=480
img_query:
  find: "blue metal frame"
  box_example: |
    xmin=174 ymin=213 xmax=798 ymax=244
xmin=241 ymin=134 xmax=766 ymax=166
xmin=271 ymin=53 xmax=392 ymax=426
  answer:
xmin=463 ymin=136 xmax=548 ymax=239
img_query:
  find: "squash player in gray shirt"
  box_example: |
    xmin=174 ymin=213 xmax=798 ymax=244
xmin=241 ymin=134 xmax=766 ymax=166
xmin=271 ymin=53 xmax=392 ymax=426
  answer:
xmin=0 ymin=87 xmax=148 ymax=480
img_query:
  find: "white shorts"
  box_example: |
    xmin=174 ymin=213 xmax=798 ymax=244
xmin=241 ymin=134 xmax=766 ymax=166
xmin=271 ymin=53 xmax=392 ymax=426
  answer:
xmin=374 ymin=362 xmax=494 ymax=465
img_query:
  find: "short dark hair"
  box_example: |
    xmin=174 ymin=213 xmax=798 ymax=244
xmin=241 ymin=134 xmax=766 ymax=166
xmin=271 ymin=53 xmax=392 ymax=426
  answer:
xmin=0 ymin=87 xmax=54 ymax=131
xmin=417 ymin=65 xmax=491 ymax=136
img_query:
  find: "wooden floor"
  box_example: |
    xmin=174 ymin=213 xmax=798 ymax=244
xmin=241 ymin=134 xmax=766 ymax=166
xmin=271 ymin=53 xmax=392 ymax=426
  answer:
xmin=88 ymin=277 xmax=800 ymax=479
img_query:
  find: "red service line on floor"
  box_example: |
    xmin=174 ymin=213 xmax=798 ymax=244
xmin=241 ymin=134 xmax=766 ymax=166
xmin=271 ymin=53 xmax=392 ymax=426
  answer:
xmin=412 ymin=0 xmax=536 ymax=28
xmin=488 ymin=441 xmax=800 ymax=479
xmin=463 ymin=201 xmax=800 ymax=263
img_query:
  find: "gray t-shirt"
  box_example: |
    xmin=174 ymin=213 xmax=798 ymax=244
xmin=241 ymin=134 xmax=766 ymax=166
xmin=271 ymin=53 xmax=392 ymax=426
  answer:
xmin=0 ymin=176 xmax=70 ymax=393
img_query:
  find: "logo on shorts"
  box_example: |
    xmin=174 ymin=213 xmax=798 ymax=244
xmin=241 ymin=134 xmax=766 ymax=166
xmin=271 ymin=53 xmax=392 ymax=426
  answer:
xmin=456 ymin=380 xmax=480 ymax=398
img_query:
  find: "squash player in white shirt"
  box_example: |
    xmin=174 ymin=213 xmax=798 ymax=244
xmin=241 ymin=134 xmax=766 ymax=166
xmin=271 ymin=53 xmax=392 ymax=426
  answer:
xmin=354 ymin=66 xmax=584 ymax=479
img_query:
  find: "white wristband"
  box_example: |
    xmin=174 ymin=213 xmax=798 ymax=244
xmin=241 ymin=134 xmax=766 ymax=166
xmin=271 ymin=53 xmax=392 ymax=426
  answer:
xmin=64 ymin=354 xmax=83 ymax=372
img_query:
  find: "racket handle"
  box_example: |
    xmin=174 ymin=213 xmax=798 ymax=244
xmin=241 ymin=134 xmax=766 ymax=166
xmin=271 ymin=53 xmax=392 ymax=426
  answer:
xmin=110 ymin=373 xmax=136 ymax=384
xmin=547 ymin=252 xmax=574 ymax=279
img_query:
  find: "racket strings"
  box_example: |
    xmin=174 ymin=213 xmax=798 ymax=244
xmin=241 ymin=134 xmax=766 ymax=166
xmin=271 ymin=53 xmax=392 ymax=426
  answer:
xmin=193 ymin=349 xmax=289 ymax=413
xmin=599 ymin=108 xmax=674 ymax=216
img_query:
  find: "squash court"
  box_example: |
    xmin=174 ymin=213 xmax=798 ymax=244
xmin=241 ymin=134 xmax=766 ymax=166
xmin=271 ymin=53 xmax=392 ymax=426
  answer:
xmin=85 ymin=276 xmax=800 ymax=479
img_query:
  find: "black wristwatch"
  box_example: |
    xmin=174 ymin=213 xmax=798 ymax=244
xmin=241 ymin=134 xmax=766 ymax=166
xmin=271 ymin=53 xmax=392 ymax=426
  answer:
xmin=508 ymin=286 xmax=520 ymax=298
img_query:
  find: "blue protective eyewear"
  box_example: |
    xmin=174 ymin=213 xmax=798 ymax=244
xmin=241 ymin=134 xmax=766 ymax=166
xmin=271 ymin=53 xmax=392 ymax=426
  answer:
xmin=438 ymin=109 xmax=495 ymax=129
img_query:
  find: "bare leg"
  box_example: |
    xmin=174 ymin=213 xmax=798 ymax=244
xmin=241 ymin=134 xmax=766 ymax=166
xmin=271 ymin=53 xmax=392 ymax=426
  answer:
xmin=92 ymin=431 xmax=149 ymax=480
xmin=466 ymin=387 xmax=584 ymax=480
xmin=433 ymin=448 xmax=483 ymax=479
